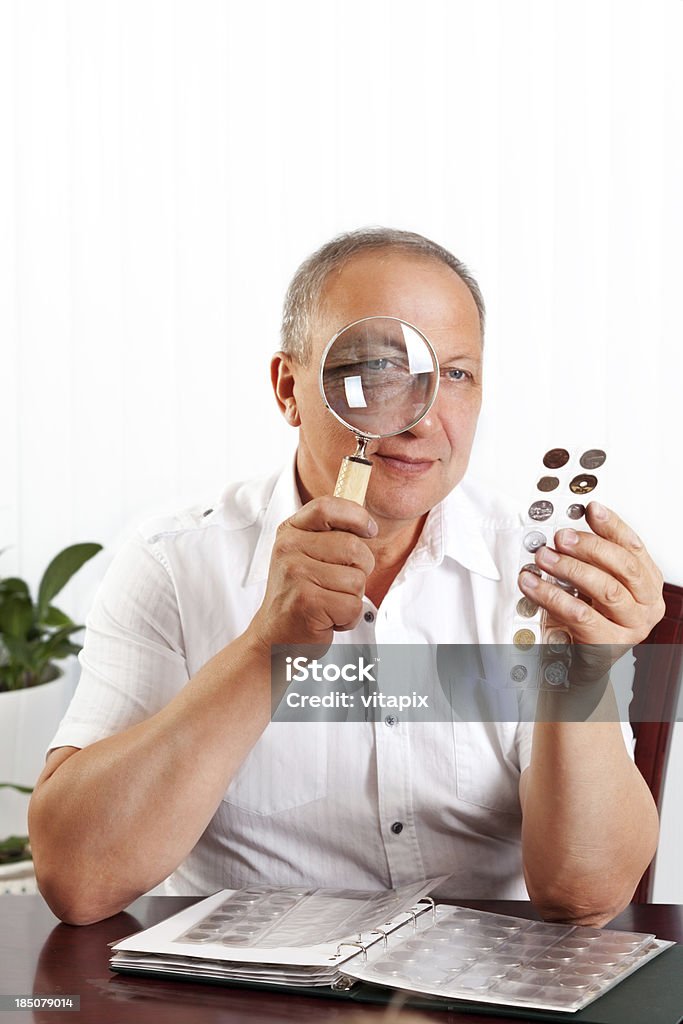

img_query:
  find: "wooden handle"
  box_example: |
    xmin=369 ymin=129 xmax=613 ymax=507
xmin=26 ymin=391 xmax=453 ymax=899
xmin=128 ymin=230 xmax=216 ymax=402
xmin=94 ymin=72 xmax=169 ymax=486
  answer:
xmin=334 ymin=456 xmax=372 ymax=506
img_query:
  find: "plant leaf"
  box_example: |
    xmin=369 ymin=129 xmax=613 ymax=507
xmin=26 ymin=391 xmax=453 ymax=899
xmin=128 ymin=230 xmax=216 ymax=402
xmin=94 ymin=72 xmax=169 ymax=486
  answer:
xmin=0 ymin=782 xmax=33 ymax=794
xmin=43 ymin=605 xmax=74 ymax=627
xmin=37 ymin=543 xmax=102 ymax=621
xmin=0 ymin=594 xmax=34 ymax=640
xmin=0 ymin=578 xmax=31 ymax=599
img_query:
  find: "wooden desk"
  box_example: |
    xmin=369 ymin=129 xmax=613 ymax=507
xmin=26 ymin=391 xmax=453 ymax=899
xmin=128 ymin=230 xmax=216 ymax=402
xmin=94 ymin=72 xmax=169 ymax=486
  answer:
xmin=1 ymin=896 xmax=682 ymax=1024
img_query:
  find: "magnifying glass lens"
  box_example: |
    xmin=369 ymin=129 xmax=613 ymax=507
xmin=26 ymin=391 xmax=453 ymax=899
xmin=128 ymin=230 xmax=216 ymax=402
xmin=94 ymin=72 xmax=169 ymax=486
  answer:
xmin=321 ymin=317 xmax=438 ymax=437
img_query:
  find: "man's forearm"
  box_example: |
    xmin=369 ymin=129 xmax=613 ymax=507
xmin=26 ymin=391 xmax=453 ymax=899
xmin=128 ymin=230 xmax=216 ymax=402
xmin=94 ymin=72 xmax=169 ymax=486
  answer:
xmin=28 ymin=630 xmax=272 ymax=926
xmin=520 ymin=714 xmax=658 ymax=925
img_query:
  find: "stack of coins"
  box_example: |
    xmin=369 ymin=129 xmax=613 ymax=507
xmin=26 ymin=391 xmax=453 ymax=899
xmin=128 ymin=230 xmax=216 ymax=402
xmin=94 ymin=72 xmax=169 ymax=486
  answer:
xmin=510 ymin=448 xmax=607 ymax=691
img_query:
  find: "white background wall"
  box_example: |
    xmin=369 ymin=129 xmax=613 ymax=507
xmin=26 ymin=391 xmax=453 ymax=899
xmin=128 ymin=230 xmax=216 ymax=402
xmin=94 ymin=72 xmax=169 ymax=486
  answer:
xmin=0 ymin=0 xmax=681 ymax=898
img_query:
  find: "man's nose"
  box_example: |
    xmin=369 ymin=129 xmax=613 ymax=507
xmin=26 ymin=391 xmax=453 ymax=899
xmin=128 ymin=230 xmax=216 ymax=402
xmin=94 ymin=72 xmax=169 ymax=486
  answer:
xmin=403 ymin=407 xmax=438 ymax=438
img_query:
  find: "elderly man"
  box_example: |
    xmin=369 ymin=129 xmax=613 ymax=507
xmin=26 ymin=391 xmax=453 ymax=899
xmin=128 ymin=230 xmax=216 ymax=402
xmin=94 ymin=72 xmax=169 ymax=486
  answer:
xmin=29 ymin=228 xmax=663 ymax=927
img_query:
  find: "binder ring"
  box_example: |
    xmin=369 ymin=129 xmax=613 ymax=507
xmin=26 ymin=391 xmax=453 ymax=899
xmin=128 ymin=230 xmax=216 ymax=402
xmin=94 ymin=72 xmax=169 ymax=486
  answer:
xmin=335 ymin=940 xmax=368 ymax=962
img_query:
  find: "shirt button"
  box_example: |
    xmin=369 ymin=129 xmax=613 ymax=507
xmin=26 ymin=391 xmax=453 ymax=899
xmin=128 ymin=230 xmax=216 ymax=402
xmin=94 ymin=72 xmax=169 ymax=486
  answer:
xmin=390 ymin=821 xmax=404 ymax=835
xmin=364 ymin=611 xmax=375 ymax=623
xmin=384 ymin=715 xmax=398 ymax=728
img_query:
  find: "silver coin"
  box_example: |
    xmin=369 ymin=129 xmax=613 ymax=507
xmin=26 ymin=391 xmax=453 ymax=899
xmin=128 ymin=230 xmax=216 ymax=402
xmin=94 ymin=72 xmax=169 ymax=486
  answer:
xmin=566 ymin=503 xmax=586 ymax=520
xmin=570 ymin=473 xmax=597 ymax=495
xmin=510 ymin=665 xmax=528 ymax=683
xmin=544 ymin=661 xmax=568 ymax=686
xmin=537 ymin=475 xmax=559 ymax=492
xmin=543 ymin=447 xmax=570 ymax=469
xmin=520 ymin=562 xmax=542 ymax=577
xmin=516 ymin=597 xmax=539 ymax=618
xmin=528 ymin=499 xmax=554 ymax=522
xmin=547 ymin=629 xmax=571 ymax=653
xmin=579 ymin=448 xmax=606 ymax=470
xmin=524 ymin=530 xmax=547 ymax=552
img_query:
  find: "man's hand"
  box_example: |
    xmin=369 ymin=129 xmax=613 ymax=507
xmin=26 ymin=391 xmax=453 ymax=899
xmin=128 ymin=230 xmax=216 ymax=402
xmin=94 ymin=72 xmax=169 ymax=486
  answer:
xmin=249 ymin=496 xmax=377 ymax=652
xmin=518 ymin=501 xmax=665 ymax=647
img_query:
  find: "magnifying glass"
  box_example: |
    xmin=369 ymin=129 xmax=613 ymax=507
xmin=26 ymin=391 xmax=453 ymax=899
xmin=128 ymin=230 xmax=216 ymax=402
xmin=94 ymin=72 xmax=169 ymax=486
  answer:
xmin=319 ymin=316 xmax=440 ymax=506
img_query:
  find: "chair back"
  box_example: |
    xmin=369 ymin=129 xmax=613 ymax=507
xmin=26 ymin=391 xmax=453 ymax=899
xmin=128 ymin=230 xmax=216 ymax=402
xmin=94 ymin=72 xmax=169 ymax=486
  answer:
xmin=631 ymin=582 xmax=683 ymax=903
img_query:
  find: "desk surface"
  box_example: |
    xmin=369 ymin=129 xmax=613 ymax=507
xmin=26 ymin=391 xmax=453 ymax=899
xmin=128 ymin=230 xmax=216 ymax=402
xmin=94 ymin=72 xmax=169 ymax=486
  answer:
xmin=1 ymin=896 xmax=682 ymax=1024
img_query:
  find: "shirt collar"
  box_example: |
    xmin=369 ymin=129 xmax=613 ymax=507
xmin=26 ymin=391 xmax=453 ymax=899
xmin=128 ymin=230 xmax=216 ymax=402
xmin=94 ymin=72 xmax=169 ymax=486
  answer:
xmin=245 ymin=459 xmax=303 ymax=586
xmin=245 ymin=459 xmax=502 ymax=586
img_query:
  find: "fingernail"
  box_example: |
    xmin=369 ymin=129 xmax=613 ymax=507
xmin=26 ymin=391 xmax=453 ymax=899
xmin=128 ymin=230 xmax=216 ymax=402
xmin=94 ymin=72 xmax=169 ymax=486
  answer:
xmin=538 ymin=546 xmax=560 ymax=565
xmin=519 ymin=570 xmax=539 ymax=590
xmin=592 ymin=502 xmax=608 ymax=521
xmin=367 ymin=518 xmax=378 ymax=537
xmin=558 ymin=528 xmax=579 ymax=546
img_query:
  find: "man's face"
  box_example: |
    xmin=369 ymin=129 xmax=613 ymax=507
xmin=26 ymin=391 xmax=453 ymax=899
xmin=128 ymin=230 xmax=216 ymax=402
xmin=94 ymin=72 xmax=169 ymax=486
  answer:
xmin=287 ymin=250 xmax=483 ymax=526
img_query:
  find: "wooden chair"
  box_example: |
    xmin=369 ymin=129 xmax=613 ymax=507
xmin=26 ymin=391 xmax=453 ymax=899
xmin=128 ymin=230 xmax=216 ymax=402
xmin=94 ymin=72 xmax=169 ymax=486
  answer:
xmin=631 ymin=582 xmax=683 ymax=903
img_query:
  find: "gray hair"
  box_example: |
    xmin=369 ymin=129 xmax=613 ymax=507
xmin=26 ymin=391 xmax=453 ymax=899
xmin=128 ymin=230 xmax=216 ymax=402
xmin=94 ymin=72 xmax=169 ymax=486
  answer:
xmin=280 ymin=226 xmax=486 ymax=365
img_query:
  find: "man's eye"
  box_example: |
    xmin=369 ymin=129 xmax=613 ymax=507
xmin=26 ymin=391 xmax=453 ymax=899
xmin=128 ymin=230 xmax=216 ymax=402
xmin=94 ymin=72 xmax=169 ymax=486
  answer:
xmin=442 ymin=368 xmax=470 ymax=382
xmin=365 ymin=358 xmax=389 ymax=371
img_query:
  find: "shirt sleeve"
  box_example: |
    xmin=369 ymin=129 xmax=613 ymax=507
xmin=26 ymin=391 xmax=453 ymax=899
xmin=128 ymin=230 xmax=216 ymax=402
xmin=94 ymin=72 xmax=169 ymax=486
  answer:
xmin=47 ymin=533 xmax=189 ymax=754
xmin=515 ymin=649 xmax=636 ymax=775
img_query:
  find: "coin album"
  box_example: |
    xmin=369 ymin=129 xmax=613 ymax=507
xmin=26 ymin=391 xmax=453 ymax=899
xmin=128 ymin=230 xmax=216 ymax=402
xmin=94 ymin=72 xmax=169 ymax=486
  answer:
xmin=510 ymin=446 xmax=607 ymax=692
xmin=109 ymin=883 xmax=673 ymax=1014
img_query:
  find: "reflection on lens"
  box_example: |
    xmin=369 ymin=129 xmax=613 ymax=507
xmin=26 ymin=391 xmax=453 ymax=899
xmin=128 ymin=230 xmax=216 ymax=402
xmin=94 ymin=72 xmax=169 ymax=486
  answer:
xmin=320 ymin=317 xmax=438 ymax=437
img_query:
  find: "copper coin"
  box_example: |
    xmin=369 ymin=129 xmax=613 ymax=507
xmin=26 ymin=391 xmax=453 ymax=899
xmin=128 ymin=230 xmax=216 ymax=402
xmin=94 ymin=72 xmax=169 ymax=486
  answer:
xmin=521 ymin=562 xmax=542 ymax=577
xmin=580 ymin=448 xmax=606 ymax=470
xmin=569 ymin=473 xmax=597 ymax=495
xmin=567 ymin=503 xmax=586 ymax=520
xmin=516 ymin=597 xmax=539 ymax=618
xmin=537 ymin=476 xmax=559 ymax=492
xmin=523 ymin=531 xmax=546 ymax=553
xmin=543 ymin=448 xmax=570 ymax=469
xmin=510 ymin=665 xmax=528 ymax=683
xmin=528 ymin=500 xmax=554 ymax=522
xmin=513 ymin=629 xmax=536 ymax=650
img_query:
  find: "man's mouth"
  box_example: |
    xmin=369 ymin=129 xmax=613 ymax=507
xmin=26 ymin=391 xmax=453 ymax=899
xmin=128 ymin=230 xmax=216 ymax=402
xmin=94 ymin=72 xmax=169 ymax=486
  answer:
xmin=374 ymin=452 xmax=437 ymax=474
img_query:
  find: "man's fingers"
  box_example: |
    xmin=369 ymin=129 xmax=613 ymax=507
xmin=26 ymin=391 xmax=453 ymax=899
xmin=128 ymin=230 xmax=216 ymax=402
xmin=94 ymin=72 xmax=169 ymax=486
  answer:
xmin=548 ymin=524 xmax=661 ymax=606
xmin=284 ymin=496 xmax=378 ymax=539
xmin=533 ymin=545 xmax=642 ymax=627
xmin=518 ymin=571 xmax=626 ymax=644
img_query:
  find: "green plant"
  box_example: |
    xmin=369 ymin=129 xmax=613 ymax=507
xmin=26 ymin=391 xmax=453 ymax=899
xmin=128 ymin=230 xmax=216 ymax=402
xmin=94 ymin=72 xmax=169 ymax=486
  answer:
xmin=0 ymin=783 xmax=33 ymax=864
xmin=0 ymin=543 xmax=102 ymax=692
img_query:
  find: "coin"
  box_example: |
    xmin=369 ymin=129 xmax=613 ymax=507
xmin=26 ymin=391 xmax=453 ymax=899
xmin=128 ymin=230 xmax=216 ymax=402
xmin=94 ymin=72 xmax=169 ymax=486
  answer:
xmin=579 ymin=448 xmax=606 ymax=470
xmin=566 ymin=503 xmax=586 ymax=520
xmin=513 ymin=629 xmax=536 ymax=650
xmin=547 ymin=629 xmax=571 ymax=653
xmin=543 ymin=448 xmax=570 ymax=469
xmin=521 ymin=562 xmax=542 ymax=576
xmin=528 ymin=499 xmax=554 ymax=522
xmin=544 ymin=661 xmax=568 ymax=686
xmin=510 ymin=665 xmax=528 ymax=683
xmin=523 ymin=530 xmax=546 ymax=552
xmin=537 ymin=476 xmax=559 ymax=492
xmin=516 ymin=597 xmax=539 ymax=618
xmin=569 ymin=473 xmax=597 ymax=494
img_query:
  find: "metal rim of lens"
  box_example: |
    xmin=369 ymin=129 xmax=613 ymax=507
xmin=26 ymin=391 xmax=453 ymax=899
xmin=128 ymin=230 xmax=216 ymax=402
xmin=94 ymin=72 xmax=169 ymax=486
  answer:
xmin=318 ymin=315 xmax=440 ymax=440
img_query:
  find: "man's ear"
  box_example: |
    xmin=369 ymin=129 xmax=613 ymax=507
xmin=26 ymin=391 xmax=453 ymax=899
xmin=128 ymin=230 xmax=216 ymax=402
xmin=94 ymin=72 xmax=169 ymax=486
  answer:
xmin=270 ymin=352 xmax=301 ymax=427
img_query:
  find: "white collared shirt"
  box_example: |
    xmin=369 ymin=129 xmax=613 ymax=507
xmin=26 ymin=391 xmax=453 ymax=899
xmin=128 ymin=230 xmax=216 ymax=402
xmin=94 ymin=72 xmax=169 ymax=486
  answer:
xmin=49 ymin=462 xmax=633 ymax=899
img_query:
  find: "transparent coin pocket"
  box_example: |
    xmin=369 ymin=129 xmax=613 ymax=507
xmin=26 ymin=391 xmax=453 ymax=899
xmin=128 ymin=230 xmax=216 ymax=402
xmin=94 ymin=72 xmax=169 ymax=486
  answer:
xmin=344 ymin=904 xmax=670 ymax=1013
